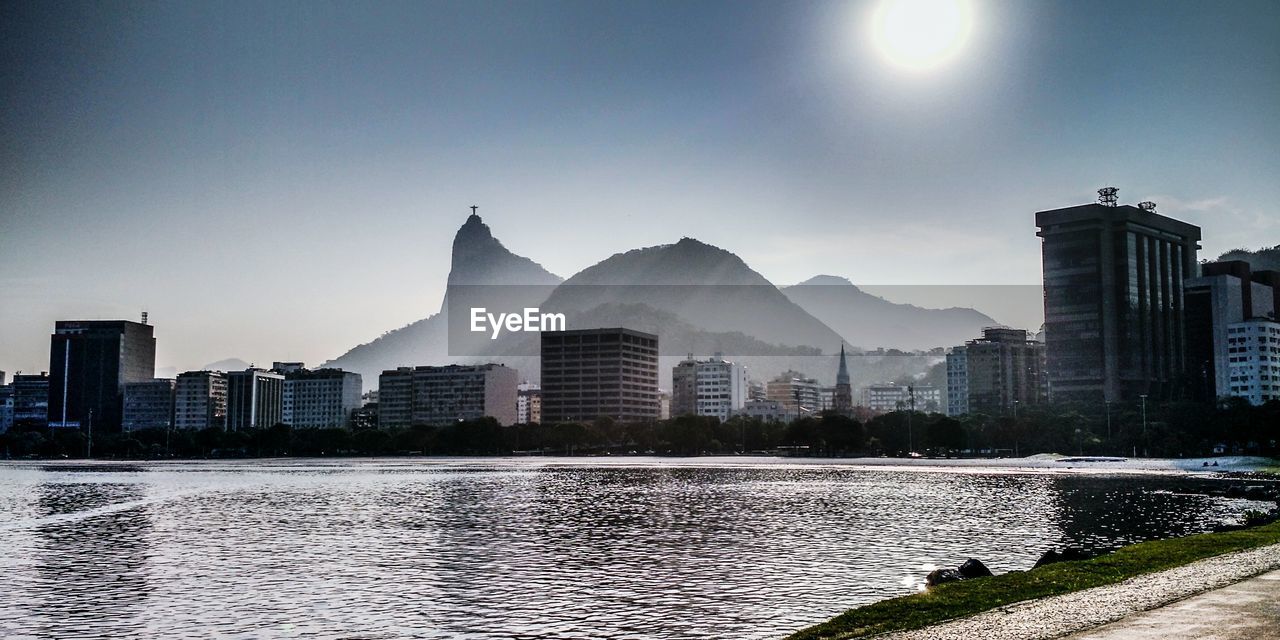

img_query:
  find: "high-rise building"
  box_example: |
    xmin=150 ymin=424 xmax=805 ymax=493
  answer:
xmin=0 ymin=370 xmax=6 ymax=386
xmin=12 ymin=373 xmax=50 ymax=429
xmin=517 ymin=382 xmax=542 ymax=424
xmin=946 ymin=327 xmax=1046 ymax=416
xmin=670 ymin=354 xmax=747 ymax=421
xmin=378 ymin=364 xmax=518 ymax=427
xmin=377 ymin=367 xmax=414 ymax=429
xmin=766 ymin=371 xmax=821 ymax=418
xmin=47 ymin=320 xmax=156 ymax=430
xmin=945 ymin=347 xmax=968 ymax=416
xmin=282 ymin=368 xmax=362 ymax=428
xmin=1185 ymin=260 xmax=1280 ymax=401
xmin=173 ymin=371 xmax=228 ymax=430
xmin=1036 ymin=196 xmax=1201 ymax=404
xmin=123 ymin=379 xmax=175 ymax=431
xmin=1225 ymin=319 xmax=1280 ymax=405
xmin=225 ymin=369 xmax=284 ymax=431
xmin=540 ymin=328 xmax=660 ymax=424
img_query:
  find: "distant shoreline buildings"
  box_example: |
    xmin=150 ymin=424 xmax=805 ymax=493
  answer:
xmin=2 ymin=188 xmax=1278 ymax=437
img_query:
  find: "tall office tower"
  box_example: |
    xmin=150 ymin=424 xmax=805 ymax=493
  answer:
xmin=766 ymin=370 xmax=821 ymax=417
xmin=540 ymin=328 xmax=660 ymax=424
xmin=282 ymin=368 xmax=362 ymax=428
xmin=1185 ymin=260 xmax=1280 ymax=401
xmin=1035 ymin=193 xmax=1201 ymax=404
xmin=11 ymin=373 xmax=50 ymax=429
xmin=950 ymin=327 xmax=1047 ymax=415
xmin=225 ymin=369 xmax=284 ymax=431
xmin=833 ymin=346 xmax=853 ymax=415
xmin=48 ymin=320 xmax=156 ymax=430
xmin=945 ymin=347 xmax=969 ymax=416
xmin=123 ymin=379 xmax=175 ymax=431
xmin=173 ymin=371 xmax=228 ymax=430
xmin=377 ymin=367 xmax=414 ymax=429
xmin=670 ymin=354 xmax=747 ymax=421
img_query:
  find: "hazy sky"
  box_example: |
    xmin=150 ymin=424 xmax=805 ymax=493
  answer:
xmin=2 ymin=0 xmax=1278 ymax=376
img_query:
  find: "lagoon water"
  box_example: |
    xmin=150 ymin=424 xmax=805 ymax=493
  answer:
xmin=0 ymin=458 xmax=1265 ymax=639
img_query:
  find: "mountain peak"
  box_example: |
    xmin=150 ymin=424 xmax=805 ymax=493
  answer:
xmin=795 ymin=274 xmax=855 ymax=287
xmin=448 ymin=211 xmax=561 ymax=287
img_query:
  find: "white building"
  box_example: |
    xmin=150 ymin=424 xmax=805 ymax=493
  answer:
xmin=766 ymin=370 xmax=821 ymax=418
xmin=945 ymin=347 xmax=968 ymax=416
xmin=173 ymin=371 xmax=228 ymax=430
xmin=671 ymin=355 xmax=747 ymax=421
xmin=736 ymin=399 xmax=787 ymax=422
xmin=861 ymin=383 xmax=941 ymax=414
xmin=1226 ymin=319 xmax=1280 ymax=405
xmin=283 ymin=368 xmax=363 ymax=428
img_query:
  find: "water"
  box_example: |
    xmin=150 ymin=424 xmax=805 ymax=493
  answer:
xmin=0 ymin=458 xmax=1267 ymax=639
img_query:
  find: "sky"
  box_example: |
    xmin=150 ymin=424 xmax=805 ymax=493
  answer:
xmin=2 ymin=0 xmax=1278 ymax=377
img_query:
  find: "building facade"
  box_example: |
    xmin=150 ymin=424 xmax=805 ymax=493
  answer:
xmin=517 ymin=382 xmax=542 ymax=425
xmin=540 ymin=328 xmax=660 ymax=424
xmin=123 ymin=379 xmax=175 ymax=432
xmin=12 ymin=373 xmax=50 ymax=429
xmin=737 ymin=399 xmax=788 ymax=422
xmin=282 ymin=368 xmax=362 ymax=428
xmin=670 ymin=354 xmax=747 ymax=421
xmin=949 ymin=327 xmax=1047 ymax=416
xmin=225 ymin=369 xmax=284 ymax=431
xmin=1185 ymin=260 xmax=1280 ymax=401
xmin=0 ymin=384 xmax=13 ymax=433
xmin=1036 ymin=199 xmax=1201 ymax=404
xmin=945 ymin=347 xmax=969 ymax=416
xmin=378 ymin=364 xmax=518 ymax=427
xmin=860 ymin=383 xmax=941 ymax=414
xmin=766 ymin=371 xmax=821 ymax=418
xmin=1225 ymin=319 xmax=1280 ymax=405
xmin=174 ymin=371 xmax=228 ymax=430
xmin=47 ymin=320 xmax=156 ymax=430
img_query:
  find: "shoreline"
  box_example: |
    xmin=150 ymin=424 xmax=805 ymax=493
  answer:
xmin=2 ymin=454 xmax=1276 ymax=475
xmin=787 ymin=519 xmax=1280 ymax=640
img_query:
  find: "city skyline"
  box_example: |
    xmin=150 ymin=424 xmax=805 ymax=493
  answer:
xmin=3 ymin=0 xmax=1278 ymax=376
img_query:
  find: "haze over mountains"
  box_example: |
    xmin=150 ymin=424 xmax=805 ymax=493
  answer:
xmin=323 ymin=214 xmax=1001 ymax=385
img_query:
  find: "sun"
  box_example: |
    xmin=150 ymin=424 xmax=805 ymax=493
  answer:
xmin=870 ymin=0 xmax=974 ymax=71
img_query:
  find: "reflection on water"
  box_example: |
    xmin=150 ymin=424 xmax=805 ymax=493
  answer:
xmin=0 ymin=459 xmax=1267 ymax=639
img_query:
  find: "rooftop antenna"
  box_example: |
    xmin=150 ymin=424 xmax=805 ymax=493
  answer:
xmin=1097 ymin=186 xmax=1119 ymax=207
xmin=1138 ymin=201 xmax=1157 ymax=213
xmin=141 ymin=311 xmax=148 ymax=325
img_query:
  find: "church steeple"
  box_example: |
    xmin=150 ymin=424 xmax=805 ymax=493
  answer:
xmin=834 ymin=345 xmax=853 ymax=415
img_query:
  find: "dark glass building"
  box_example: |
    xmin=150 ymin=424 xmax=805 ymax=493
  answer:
xmin=540 ymin=328 xmax=659 ymax=424
xmin=48 ymin=320 xmax=156 ymax=430
xmin=1036 ymin=202 xmax=1201 ymax=404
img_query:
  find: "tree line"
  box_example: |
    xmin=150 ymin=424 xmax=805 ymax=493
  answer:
xmin=2 ymin=397 xmax=1277 ymax=459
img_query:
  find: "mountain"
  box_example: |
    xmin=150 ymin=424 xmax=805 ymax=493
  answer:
xmin=529 ymin=238 xmax=847 ymax=352
xmin=1218 ymin=245 xmax=1280 ymax=272
xmin=322 ymin=214 xmax=561 ymax=381
xmin=782 ymin=275 xmax=998 ymax=350
xmin=201 ymin=357 xmax=252 ymax=372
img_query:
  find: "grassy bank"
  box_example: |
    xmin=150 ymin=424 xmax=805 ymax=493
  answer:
xmin=788 ymin=519 xmax=1280 ymax=640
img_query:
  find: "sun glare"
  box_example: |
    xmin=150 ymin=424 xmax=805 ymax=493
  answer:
xmin=870 ymin=0 xmax=974 ymax=72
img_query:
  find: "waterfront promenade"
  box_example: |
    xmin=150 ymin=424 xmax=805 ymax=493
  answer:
xmin=879 ymin=543 xmax=1280 ymax=640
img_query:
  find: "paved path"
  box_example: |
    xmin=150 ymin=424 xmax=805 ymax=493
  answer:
xmin=882 ymin=543 xmax=1280 ymax=640
xmin=1063 ymin=569 xmax=1280 ymax=640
